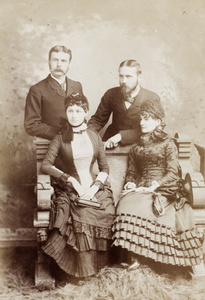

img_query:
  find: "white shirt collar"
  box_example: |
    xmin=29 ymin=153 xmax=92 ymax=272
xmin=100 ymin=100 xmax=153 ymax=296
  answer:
xmin=50 ymin=74 xmax=66 ymax=85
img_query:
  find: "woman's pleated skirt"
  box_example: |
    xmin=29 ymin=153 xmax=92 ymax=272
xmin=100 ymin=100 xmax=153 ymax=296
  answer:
xmin=42 ymin=187 xmax=115 ymax=277
xmin=112 ymin=191 xmax=203 ymax=267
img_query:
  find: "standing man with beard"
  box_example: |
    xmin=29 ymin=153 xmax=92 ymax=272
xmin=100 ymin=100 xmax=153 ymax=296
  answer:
xmin=24 ymin=45 xmax=83 ymax=140
xmin=88 ymin=60 xmax=161 ymax=148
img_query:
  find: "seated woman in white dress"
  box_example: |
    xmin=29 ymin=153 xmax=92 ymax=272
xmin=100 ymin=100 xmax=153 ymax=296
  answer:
xmin=112 ymin=99 xmax=203 ymax=271
xmin=41 ymin=93 xmax=115 ymax=278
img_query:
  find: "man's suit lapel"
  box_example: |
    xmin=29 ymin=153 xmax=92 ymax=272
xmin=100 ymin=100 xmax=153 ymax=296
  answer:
xmin=66 ymin=78 xmax=74 ymax=96
xmin=47 ymin=75 xmax=78 ymax=97
xmin=47 ymin=75 xmax=66 ymax=97
xmin=132 ymin=87 xmax=145 ymax=107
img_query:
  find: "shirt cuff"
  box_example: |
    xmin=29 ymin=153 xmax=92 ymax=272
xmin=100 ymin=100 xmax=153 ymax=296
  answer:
xmin=95 ymin=171 xmax=108 ymax=184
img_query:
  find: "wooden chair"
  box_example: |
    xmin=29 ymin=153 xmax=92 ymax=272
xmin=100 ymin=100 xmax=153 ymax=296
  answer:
xmin=33 ymin=134 xmax=205 ymax=287
xmin=33 ymin=138 xmax=54 ymax=288
xmin=174 ymin=133 xmax=205 ymax=228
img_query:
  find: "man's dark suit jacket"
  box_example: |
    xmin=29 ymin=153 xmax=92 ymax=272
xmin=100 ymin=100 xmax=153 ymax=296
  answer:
xmin=88 ymin=86 xmax=161 ymax=145
xmin=24 ymin=74 xmax=83 ymax=140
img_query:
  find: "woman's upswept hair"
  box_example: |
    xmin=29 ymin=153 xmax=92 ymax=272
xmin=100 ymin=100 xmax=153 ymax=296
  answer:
xmin=65 ymin=93 xmax=89 ymax=112
xmin=60 ymin=93 xmax=89 ymax=142
xmin=49 ymin=45 xmax=72 ymax=62
xmin=119 ymin=60 xmax=142 ymax=75
xmin=140 ymin=99 xmax=166 ymax=129
xmin=140 ymin=111 xmax=166 ymax=129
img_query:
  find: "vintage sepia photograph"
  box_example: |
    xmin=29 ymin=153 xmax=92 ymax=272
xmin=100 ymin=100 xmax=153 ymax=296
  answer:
xmin=0 ymin=0 xmax=205 ymax=299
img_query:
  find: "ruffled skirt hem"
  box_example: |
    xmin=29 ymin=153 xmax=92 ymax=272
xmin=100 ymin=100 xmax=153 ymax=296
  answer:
xmin=42 ymin=229 xmax=112 ymax=277
xmin=112 ymin=214 xmax=203 ymax=267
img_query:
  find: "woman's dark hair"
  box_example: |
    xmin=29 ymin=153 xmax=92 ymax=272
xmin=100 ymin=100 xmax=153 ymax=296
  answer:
xmin=65 ymin=93 xmax=89 ymax=112
xmin=140 ymin=99 xmax=166 ymax=129
xmin=140 ymin=111 xmax=166 ymax=129
xmin=60 ymin=94 xmax=89 ymax=143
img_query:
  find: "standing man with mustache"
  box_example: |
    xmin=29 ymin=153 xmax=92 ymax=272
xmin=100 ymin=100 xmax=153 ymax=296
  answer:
xmin=88 ymin=60 xmax=161 ymax=148
xmin=24 ymin=45 xmax=83 ymax=140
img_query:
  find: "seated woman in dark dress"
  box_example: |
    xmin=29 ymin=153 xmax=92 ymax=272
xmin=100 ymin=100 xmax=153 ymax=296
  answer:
xmin=112 ymin=99 xmax=203 ymax=271
xmin=41 ymin=93 xmax=115 ymax=278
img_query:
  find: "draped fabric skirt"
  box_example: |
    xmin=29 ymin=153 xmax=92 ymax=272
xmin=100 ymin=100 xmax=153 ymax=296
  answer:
xmin=42 ymin=186 xmax=115 ymax=277
xmin=112 ymin=191 xmax=203 ymax=267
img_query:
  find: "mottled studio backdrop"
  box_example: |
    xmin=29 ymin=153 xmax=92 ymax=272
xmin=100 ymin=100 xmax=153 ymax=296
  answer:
xmin=0 ymin=0 xmax=205 ymax=229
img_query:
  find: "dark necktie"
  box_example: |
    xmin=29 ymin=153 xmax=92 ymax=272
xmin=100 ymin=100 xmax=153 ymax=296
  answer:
xmin=125 ymin=95 xmax=134 ymax=103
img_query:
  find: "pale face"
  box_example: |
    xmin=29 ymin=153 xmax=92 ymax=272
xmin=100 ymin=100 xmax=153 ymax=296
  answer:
xmin=66 ymin=105 xmax=88 ymax=127
xmin=119 ymin=66 xmax=141 ymax=95
xmin=140 ymin=115 xmax=161 ymax=133
xmin=49 ymin=51 xmax=70 ymax=80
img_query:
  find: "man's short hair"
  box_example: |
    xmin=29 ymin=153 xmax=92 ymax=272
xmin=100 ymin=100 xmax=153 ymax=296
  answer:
xmin=119 ymin=60 xmax=142 ymax=75
xmin=49 ymin=45 xmax=72 ymax=62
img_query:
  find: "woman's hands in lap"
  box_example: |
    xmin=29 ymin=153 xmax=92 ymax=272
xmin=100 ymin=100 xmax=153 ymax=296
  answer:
xmin=67 ymin=176 xmax=99 ymax=200
xmin=121 ymin=181 xmax=160 ymax=196
xmin=79 ymin=185 xmax=99 ymax=200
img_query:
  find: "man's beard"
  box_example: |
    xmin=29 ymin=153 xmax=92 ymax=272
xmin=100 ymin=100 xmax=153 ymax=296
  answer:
xmin=120 ymin=84 xmax=138 ymax=100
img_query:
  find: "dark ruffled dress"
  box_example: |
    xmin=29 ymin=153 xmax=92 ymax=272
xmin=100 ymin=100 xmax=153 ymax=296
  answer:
xmin=41 ymin=129 xmax=115 ymax=277
xmin=112 ymin=129 xmax=203 ymax=267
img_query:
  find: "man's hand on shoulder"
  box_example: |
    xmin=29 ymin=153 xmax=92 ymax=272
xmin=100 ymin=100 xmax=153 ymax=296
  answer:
xmin=104 ymin=133 xmax=121 ymax=149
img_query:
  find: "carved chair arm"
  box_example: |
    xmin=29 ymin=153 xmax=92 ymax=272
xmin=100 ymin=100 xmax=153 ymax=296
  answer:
xmin=33 ymin=138 xmax=52 ymax=231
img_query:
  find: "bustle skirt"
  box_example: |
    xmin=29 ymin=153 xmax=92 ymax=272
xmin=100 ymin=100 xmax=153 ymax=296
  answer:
xmin=112 ymin=191 xmax=203 ymax=266
xmin=42 ymin=186 xmax=115 ymax=277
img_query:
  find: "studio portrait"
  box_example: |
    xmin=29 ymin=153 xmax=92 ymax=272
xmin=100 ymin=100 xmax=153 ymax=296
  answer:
xmin=0 ymin=1 xmax=205 ymax=299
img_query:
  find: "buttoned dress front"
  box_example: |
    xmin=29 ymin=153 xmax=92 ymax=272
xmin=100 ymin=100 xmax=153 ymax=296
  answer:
xmin=112 ymin=130 xmax=203 ymax=267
